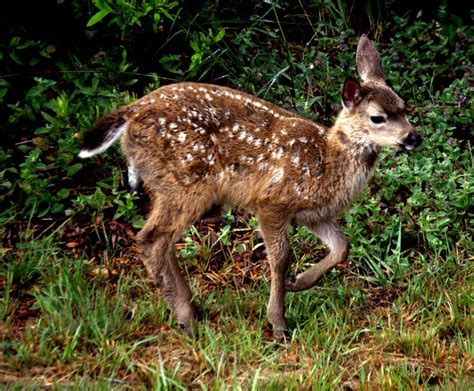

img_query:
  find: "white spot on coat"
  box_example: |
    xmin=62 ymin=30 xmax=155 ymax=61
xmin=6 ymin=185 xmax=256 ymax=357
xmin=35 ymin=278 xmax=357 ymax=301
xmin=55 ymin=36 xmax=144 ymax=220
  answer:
xmin=240 ymin=156 xmax=254 ymax=164
xmin=291 ymin=154 xmax=300 ymax=166
xmin=302 ymin=164 xmax=310 ymax=176
xmin=177 ymin=132 xmax=187 ymax=142
xmin=271 ymin=167 xmax=284 ymax=183
xmin=258 ymin=161 xmax=269 ymax=171
xmin=271 ymin=148 xmax=284 ymax=160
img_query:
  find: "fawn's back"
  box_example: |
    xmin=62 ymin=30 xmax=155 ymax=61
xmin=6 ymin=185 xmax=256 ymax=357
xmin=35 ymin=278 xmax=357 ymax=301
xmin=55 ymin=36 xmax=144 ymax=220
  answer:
xmin=112 ymin=82 xmax=372 ymax=221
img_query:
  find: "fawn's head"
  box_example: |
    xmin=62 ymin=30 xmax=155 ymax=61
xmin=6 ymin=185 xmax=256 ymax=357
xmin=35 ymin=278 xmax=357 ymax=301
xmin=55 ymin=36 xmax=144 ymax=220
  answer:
xmin=340 ymin=35 xmax=421 ymax=151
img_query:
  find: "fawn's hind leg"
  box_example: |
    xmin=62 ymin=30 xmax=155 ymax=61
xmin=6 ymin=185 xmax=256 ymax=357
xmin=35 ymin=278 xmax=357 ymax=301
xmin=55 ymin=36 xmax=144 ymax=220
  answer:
xmin=139 ymin=231 xmax=197 ymax=333
xmin=257 ymin=208 xmax=291 ymax=339
xmin=285 ymin=220 xmax=348 ymax=292
xmin=137 ymin=191 xmax=212 ymax=335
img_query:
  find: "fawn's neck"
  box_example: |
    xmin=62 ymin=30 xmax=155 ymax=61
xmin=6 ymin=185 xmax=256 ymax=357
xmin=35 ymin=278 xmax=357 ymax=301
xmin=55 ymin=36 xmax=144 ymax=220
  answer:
xmin=330 ymin=111 xmax=379 ymax=171
xmin=313 ymin=118 xmax=379 ymax=215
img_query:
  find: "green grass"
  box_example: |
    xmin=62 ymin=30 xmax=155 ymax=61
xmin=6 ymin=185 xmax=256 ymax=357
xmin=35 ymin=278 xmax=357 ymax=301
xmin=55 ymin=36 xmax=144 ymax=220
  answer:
xmin=1 ymin=230 xmax=472 ymax=389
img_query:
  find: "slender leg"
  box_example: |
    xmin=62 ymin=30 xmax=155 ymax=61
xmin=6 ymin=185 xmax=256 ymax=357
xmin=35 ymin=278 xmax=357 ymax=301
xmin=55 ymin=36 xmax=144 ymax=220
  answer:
xmin=137 ymin=225 xmax=197 ymax=334
xmin=136 ymin=191 xmax=211 ymax=336
xmin=257 ymin=209 xmax=291 ymax=338
xmin=160 ymin=242 xmax=198 ymax=334
xmin=285 ymin=220 xmax=348 ymax=292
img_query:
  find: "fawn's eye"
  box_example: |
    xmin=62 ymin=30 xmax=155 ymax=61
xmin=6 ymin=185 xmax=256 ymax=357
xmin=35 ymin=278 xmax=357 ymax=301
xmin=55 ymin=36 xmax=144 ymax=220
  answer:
xmin=370 ymin=116 xmax=386 ymax=124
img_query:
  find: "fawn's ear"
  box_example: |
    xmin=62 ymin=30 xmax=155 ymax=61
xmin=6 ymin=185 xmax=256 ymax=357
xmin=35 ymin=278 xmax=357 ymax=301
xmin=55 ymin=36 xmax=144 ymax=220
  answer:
xmin=356 ymin=34 xmax=384 ymax=82
xmin=342 ymin=77 xmax=362 ymax=110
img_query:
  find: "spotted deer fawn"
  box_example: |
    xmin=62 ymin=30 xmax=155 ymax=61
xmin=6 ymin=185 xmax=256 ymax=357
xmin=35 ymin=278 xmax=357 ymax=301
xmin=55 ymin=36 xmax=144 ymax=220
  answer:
xmin=79 ymin=35 xmax=421 ymax=338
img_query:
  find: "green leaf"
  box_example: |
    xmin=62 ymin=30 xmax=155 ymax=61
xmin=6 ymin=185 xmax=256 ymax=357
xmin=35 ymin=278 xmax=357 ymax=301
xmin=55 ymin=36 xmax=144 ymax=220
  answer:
xmin=39 ymin=45 xmax=56 ymax=58
xmin=25 ymin=80 xmax=56 ymax=100
xmin=41 ymin=111 xmax=60 ymax=126
xmin=159 ymin=54 xmax=183 ymax=75
xmin=153 ymin=12 xmax=161 ymax=33
xmin=67 ymin=163 xmax=83 ymax=176
xmin=56 ymin=188 xmax=70 ymax=200
xmin=87 ymin=9 xmax=112 ymax=27
xmin=92 ymin=0 xmax=112 ymax=12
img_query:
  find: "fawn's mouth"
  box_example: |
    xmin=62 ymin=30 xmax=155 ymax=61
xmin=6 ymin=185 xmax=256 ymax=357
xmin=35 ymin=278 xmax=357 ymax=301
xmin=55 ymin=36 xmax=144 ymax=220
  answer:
xmin=400 ymin=143 xmax=416 ymax=151
xmin=400 ymin=132 xmax=423 ymax=151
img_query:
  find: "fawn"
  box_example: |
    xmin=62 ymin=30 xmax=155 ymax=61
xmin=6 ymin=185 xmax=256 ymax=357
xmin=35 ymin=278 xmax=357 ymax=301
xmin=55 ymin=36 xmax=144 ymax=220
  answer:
xmin=79 ymin=35 xmax=421 ymax=338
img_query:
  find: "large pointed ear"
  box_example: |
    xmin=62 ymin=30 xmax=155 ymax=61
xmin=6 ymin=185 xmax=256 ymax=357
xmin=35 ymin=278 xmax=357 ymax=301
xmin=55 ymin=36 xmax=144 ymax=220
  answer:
xmin=342 ymin=77 xmax=362 ymax=110
xmin=356 ymin=34 xmax=384 ymax=82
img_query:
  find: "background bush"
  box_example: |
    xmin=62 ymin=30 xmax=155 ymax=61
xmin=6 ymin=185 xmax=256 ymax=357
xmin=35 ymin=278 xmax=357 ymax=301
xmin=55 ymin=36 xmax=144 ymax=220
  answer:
xmin=1 ymin=1 xmax=471 ymax=267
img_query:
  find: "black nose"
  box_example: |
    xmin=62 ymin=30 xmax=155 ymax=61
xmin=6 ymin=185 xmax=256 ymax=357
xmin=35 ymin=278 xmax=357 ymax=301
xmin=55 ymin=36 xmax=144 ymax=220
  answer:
xmin=402 ymin=132 xmax=422 ymax=150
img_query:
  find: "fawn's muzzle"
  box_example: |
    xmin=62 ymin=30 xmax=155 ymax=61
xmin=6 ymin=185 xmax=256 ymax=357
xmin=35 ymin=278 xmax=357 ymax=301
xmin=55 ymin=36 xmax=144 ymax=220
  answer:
xmin=401 ymin=131 xmax=422 ymax=151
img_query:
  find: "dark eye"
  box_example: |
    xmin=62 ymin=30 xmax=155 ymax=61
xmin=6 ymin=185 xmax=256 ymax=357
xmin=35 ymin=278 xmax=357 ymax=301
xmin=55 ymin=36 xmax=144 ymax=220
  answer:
xmin=370 ymin=116 xmax=386 ymax=124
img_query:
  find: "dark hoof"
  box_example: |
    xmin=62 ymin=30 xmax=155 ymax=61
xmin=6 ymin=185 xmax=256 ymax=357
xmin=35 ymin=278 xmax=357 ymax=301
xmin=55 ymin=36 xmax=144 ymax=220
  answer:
xmin=180 ymin=321 xmax=198 ymax=338
xmin=284 ymin=276 xmax=300 ymax=292
xmin=272 ymin=328 xmax=290 ymax=342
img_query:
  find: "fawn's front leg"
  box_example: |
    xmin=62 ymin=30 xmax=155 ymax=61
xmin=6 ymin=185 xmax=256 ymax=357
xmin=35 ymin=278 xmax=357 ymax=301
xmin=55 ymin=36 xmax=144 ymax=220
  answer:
xmin=285 ymin=220 xmax=348 ymax=292
xmin=258 ymin=209 xmax=291 ymax=339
